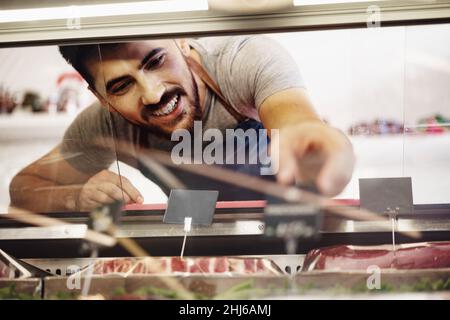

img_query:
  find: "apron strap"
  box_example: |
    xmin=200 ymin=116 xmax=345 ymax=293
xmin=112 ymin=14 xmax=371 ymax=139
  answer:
xmin=185 ymin=56 xmax=246 ymax=123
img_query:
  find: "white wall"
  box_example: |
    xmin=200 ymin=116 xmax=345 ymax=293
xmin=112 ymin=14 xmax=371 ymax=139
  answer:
xmin=0 ymin=46 xmax=75 ymax=98
xmin=271 ymin=24 xmax=450 ymax=130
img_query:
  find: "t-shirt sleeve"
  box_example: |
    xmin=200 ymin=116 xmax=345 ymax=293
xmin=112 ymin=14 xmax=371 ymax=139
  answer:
xmin=60 ymin=103 xmax=117 ymax=174
xmin=218 ymin=35 xmax=305 ymax=112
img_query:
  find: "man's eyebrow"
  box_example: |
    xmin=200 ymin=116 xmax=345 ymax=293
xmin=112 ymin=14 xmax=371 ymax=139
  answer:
xmin=138 ymin=47 xmax=164 ymax=69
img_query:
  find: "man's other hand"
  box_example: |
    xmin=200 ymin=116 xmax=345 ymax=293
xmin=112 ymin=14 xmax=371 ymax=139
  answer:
xmin=273 ymin=121 xmax=355 ymax=196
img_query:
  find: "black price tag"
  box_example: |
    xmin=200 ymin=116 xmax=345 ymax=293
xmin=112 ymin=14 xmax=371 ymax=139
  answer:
xmin=163 ymin=189 xmax=219 ymax=226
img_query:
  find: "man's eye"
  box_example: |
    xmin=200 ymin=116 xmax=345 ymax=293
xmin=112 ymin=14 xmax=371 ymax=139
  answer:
xmin=111 ymin=80 xmax=133 ymax=95
xmin=145 ymin=54 xmax=166 ymax=70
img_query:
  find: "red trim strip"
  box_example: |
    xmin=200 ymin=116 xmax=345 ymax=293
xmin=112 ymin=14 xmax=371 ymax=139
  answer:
xmin=124 ymin=199 xmax=359 ymax=211
xmin=124 ymin=200 xmax=267 ymax=211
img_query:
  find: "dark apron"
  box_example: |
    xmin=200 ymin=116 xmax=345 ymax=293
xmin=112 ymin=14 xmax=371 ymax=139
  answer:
xmin=138 ymin=56 xmax=275 ymax=201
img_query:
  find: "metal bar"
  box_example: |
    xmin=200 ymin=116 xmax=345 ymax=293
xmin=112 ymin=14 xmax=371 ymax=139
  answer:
xmin=1 ymin=217 xmax=447 ymax=240
xmin=4 ymin=207 xmax=116 ymax=247
xmin=1 ymin=1 xmax=450 ymax=45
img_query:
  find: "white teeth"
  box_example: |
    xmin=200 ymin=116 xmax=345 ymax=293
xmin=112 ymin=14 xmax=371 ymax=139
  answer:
xmin=152 ymin=94 xmax=178 ymax=116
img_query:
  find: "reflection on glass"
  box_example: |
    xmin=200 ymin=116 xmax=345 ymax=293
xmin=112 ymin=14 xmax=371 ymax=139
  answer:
xmin=2 ymin=24 xmax=449 ymax=214
xmin=403 ymin=24 xmax=450 ymax=204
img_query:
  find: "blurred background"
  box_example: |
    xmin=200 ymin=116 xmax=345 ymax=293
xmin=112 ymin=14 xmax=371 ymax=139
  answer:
xmin=1 ymin=23 xmax=449 ymax=207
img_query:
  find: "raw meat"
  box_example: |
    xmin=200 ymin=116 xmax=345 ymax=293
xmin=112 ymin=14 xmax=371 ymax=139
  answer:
xmin=0 ymin=260 xmax=12 ymax=278
xmin=90 ymin=257 xmax=281 ymax=276
xmin=302 ymin=241 xmax=450 ymax=271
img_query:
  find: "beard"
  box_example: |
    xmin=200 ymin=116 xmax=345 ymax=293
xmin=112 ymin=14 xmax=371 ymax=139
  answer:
xmin=140 ymin=68 xmax=202 ymax=140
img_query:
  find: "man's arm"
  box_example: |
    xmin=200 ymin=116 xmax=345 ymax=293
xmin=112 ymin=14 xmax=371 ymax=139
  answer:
xmin=217 ymin=36 xmax=353 ymax=195
xmin=259 ymin=87 xmax=355 ymax=196
xmin=9 ymin=145 xmax=90 ymax=212
xmin=9 ymin=144 xmax=143 ymax=212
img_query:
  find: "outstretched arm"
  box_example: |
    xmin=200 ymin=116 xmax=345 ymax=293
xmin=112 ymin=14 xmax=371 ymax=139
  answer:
xmin=9 ymin=144 xmax=143 ymax=212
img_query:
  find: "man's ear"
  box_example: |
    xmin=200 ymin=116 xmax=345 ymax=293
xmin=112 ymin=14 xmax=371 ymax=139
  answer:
xmin=88 ymin=86 xmax=116 ymax=112
xmin=176 ymin=39 xmax=191 ymax=57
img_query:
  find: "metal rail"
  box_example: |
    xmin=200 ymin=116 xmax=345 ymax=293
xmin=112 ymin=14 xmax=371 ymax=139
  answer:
xmin=1 ymin=1 xmax=450 ymax=46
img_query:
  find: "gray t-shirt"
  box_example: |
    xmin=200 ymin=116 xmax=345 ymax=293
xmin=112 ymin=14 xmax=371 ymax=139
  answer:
xmin=61 ymin=35 xmax=304 ymax=174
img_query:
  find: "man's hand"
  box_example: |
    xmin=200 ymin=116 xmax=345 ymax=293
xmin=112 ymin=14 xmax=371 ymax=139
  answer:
xmin=273 ymin=121 xmax=355 ymax=196
xmin=77 ymin=170 xmax=144 ymax=211
xmin=259 ymin=88 xmax=355 ymax=196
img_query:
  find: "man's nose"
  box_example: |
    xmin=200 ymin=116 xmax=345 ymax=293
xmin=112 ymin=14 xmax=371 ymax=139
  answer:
xmin=138 ymin=73 xmax=165 ymax=105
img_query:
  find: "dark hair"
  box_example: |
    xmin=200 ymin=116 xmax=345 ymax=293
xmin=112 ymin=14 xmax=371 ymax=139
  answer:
xmin=58 ymin=44 xmax=101 ymax=88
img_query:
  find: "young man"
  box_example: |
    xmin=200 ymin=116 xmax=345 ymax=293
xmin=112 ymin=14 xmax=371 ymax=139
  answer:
xmin=9 ymin=36 xmax=354 ymax=212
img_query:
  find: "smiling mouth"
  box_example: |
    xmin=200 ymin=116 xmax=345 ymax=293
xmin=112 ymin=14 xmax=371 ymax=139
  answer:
xmin=150 ymin=93 xmax=180 ymax=117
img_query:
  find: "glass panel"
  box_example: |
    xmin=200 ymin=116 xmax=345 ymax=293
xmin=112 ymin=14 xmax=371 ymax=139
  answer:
xmin=347 ymin=26 xmax=408 ymax=202
xmin=96 ymin=41 xmax=172 ymax=205
xmin=2 ymin=23 xmax=449 ymax=214
xmin=295 ymin=0 xmax=392 ymax=5
xmin=273 ymin=25 xmax=450 ymax=206
xmin=272 ymin=29 xmax=355 ymax=197
xmin=403 ymin=24 xmax=450 ymax=204
xmin=273 ymin=26 xmax=410 ymax=203
xmin=0 ymin=44 xmax=116 ymax=213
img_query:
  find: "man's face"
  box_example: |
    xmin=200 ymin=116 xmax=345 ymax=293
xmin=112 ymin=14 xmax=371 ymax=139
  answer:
xmin=87 ymin=40 xmax=202 ymax=138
